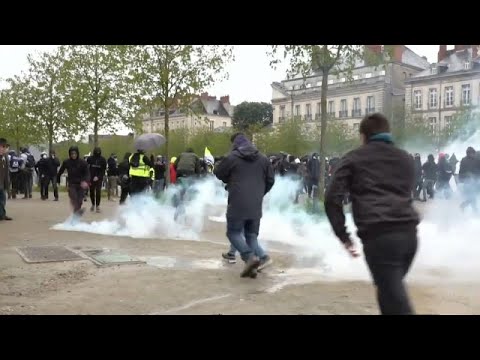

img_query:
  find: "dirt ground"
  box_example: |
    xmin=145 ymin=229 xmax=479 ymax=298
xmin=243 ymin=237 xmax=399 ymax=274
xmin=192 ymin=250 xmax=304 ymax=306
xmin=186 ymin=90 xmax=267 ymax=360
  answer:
xmin=0 ymin=193 xmax=479 ymax=315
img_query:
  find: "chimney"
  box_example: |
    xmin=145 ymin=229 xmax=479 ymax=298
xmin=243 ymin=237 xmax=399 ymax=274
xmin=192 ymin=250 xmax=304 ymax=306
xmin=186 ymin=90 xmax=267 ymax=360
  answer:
xmin=220 ymin=95 xmax=230 ymax=104
xmin=392 ymin=45 xmax=404 ymax=62
xmin=438 ymin=45 xmax=447 ymax=62
xmin=200 ymin=92 xmax=209 ymax=100
xmin=365 ymin=45 xmax=382 ymax=54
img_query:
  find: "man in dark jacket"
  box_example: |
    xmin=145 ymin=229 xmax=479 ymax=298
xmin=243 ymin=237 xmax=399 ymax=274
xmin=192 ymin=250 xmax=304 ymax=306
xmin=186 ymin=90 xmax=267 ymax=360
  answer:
xmin=174 ymin=148 xmax=201 ymax=178
xmin=45 ymin=150 xmax=60 ymax=201
xmin=0 ymin=138 xmax=12 ymax=221
xmin=214 ymin=133 xmax=275 ymax=278
xmin=118 ymin=152 xmax=132 ymax=205
xmin=307 ymin=153 xmax=321 ymax=198
xmin=422 ymin=154 xmax=437 ymax=200
xmin=459 ymin=147 xmax=480 ymax=213
xmin=87 ymin=147 xmax=107 ymax=212
xmin=436 ymin=153 xmax=453 ymax=199
xmin=325 ymin=113 xmax=419 ymax=315
xmin=35 ymin=152 xmax=50 ymax=200
xmin=107 ymin=153 xmax=119 ymax=201
xmin=153 ymin=155 xmax=166 ymax=197
xmin=57 ymin=146 xmax=90 ymax=217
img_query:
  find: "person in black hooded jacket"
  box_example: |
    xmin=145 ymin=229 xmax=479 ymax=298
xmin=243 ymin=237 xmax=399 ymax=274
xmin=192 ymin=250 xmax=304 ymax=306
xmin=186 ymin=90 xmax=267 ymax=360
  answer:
xmin=459 ymin=146 xmax=480 ymax=212
xmin=57 ymin=146 xmax=90 ymax=216
xmin=214 ymin=133 xmax=275 ymax=279
xmin=422 ymin=154 xmax=437 ymax=200
xmin=87 ymin=147 xmax=107 ymax=212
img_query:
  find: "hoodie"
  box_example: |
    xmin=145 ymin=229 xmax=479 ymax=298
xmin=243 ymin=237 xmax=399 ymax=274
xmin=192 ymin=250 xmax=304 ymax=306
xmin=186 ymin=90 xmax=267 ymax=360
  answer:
xmin=459 ymin=147 xmax=480 ymax=183
xmin=422 ymin=155 xmax=438 ymax=181
xmin=214 ymin=134 xmax=275 ymax=220
xmin=57 ymin=146 xmax=90 ymax=185
xmin=87 ymin=147 xmax=107 ymax=181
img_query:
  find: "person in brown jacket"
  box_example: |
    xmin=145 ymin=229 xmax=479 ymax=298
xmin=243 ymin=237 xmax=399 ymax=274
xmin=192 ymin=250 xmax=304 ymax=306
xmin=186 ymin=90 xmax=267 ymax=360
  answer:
xmin=0 ymin=138 xmax=12 ymax=221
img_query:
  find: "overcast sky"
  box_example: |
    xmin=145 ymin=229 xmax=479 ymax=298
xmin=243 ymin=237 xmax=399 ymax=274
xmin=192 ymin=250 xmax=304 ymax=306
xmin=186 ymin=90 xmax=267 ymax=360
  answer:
xmin=0 ymin=45 xmax=440 ymax=105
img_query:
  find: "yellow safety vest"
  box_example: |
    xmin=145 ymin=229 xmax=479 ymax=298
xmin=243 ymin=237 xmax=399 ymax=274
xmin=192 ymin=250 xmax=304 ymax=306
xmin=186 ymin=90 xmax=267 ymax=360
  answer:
xmin=129 ymin=154 xmax=151 ymax=178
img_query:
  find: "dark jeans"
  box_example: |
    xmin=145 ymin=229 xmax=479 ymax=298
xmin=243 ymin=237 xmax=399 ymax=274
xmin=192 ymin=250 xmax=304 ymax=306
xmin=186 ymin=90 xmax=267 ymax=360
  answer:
xmin=89 ymin=180 xmax=102 ymax=206
xmin=363 ymin=229 xmax=417 ymax=315
xmin=130 ymin=176 xmax=150 ymax=195
xmin=48 ymin=177 xmax=59 ymax=200
xmin=22 ymin=170 xmax=33 ymax=197
xmin=0 ymin=188 xmax=6 ymax=219
xmin=40 ymin=175 xmax=49 ymax=199
xmin=120 ymin=186 xmax=129 ymax=204
xmin=10 ymin=172 xmax=21 ymax=197
xmin=68 ymin=184 xmax=85 ymax=213
xmin=153 ymin=179 xmax=165 ymax=197
xmin=226 ymin=218 xmax=261 ymax=262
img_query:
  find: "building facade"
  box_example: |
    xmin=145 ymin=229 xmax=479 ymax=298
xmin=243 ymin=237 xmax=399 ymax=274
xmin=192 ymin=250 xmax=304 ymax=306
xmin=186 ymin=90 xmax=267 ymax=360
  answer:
xmin=271 ymin=45 xmax=430 ymax=134
xmin=142 ymin=93 xmax=234 ymax=134
xmin=404 ymin=45 xmax=480 ymax=135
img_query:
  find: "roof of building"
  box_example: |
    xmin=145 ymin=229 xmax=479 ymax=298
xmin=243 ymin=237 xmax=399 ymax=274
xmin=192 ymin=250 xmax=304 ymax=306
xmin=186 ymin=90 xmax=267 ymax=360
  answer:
xmin=199 ymin=98 xmax=230 ymax=117
xmin=409 ymin=47 xmax=480 ymax=80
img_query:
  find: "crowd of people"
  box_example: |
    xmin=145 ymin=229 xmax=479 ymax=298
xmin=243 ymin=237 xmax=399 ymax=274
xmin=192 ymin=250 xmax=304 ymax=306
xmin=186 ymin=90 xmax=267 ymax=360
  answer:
xmin=2 ymin=111 xmax=479 ymax=316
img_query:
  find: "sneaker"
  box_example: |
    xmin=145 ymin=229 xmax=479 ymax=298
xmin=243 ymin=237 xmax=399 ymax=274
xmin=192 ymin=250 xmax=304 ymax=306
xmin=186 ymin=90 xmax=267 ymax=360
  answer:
xmin=249 ymin=268 xmax=258 ymax=279
xmin=90 ymin=206 xmax=95 ymax=212
xmin=54 ymin=198 xmax=59 ymax=201
xmin=222 ymin=252 xmax=236 ymax=264
xmin=258 ymin=255 xmax=273 ymax=272
xmin=0 ymin=216 xmax=12 ymax=221
xmin=240 ymin=256 xmax=260 ymax=278
xmin=96 ymin=207 xmax=101 ymax=213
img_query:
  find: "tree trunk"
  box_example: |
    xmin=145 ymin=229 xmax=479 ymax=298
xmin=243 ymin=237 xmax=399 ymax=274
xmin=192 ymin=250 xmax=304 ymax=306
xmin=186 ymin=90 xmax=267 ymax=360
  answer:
xmin=319 ymin=69 xmax=329 ymax=201
xmin=164 ymin=110 xmax=170 ymax=186
xmin=93 ymin=118 xmax=99 ymax=148
xmin=48 ymin=123 xmax=54 ymax=154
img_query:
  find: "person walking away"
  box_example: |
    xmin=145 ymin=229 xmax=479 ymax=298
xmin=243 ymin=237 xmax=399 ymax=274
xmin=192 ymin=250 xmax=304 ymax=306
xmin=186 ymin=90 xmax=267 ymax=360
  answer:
xmin=35 ymin=152 xmax=50 ymax=200
xmin=169 ymin=157 xmax=177 ymax=185
xmin=174 ymin=148 xmax=201 ymax=205
xmin=325 ymin=113 xmax=419 ymax=315
xmin=422 ymin=154 xmax=437 ymax=200
xmin=129 ymin=149 xmax=153 ymax=195
xmin=118 ymin=152 xmax=131 ymax=205
xmin=87 ymin=147 xmax=107 ymax=213
xmin=20 ymin=147 xmax=35 ymax=199
xmin=214 ymin=133 xmax=275 ymax=278
xmin=413 ymin=154 xmax=425 ymax=201
xmin=8 ymin=150 xmax=23 ymax=199
xmin=307 ymin=153 xmax=320 ymax=199
xmin=107 ymin=153 xmax=119 ymax=201
xmin=153 ymin=155 xmax=166 ymax=197
xmin=436 ymin=153 xmax=453 ymax=199
xmin=57 ymin=146 xmax=90 ymax=217
xmin=458 ymin=147 xmax=480 ymax=213
xmin=46 ymin=150 xmax=60 ymax=201
xmin=450 ymin=153 xmax=459 ymax=185
xmin=0 ymin=138 xmax=12 ymax=221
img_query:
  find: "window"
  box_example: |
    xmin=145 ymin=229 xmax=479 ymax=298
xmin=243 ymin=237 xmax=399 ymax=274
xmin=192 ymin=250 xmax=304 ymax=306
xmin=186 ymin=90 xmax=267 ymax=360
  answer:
xmin=444 ymin=116 xmax=453 ymax=130
xmin=462 ymin=84 xmax=471 ymax=105
xmin=328 ymin=101 xmax=335 ymax=115
xmin=328 ymin=79 xmax=334 ymax=85
xmin=213 ymin=110 xmax=218 ymax=115
xmin=445 ymin=86 xmax=454 ymax=107
xmin=340 ymin=99 xmax=347 ymax=118
xmin=464 ymin=61 xmax=471 ymax=70
xmin=379 ymin=70 xmax=386 ymax=76
xmin=340 ymin=77 xmax=346 ymax=83
xmin=353 ymin=75 xmax=359 ymax=80
xmin=316 ymin=102 xmax=321 ymax=118
xmin=316 ymin=81 xmax=322 ymax=87
xmin=429 ymin=117 xmax=437 ymax=134
xmin=223 ymin=122 xmax=227 ymax=127
xmin=431 ymin=65 xmax=437 ymax=75
xmin=295 ymin=104 xmax=301 ymax=116
xmin=367 ymin=96 xmax=375 ymax=112
xmin=414 ymin=90 xmax=422 ymax=110
xmin=306 ymin=83 xmax=312 ymax=88
xmin=306 ymin=104 xmax=311 ymax=115
xmin=280 ymin=105 xmax=285 ymax=118
xmin=365 ymin=73 xmax=372 ymax=78
xmin=429 ymin=88 xmax=438 ymax=108
xmin=353 ymin=98 xmax=361 ymax=117
xmin=209 ymin=121 xmax=214 ymax=131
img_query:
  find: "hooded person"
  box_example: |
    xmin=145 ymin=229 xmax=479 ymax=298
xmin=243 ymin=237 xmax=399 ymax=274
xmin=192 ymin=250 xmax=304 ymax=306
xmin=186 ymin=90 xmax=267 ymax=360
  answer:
xmin=214 ymin=133 xmax=275 ymax=278
xmin=107 ymin=153 xmax=119 ymax=201
xmin=118 ymin=152 xmax=132 ymax=205
xmin=153 ymin=155 xmax=166 ymax=197
xmin=20 ymin=147 xmax=35 ymax=199
xmin=35 ymin=152 xmax=50 ymax=200
xmin=87 ymin=147 xmax=107 ymax=212
xmin=46 ymin=150 xmax=60 ymax=201
xmin=458 ymin=147 xmax=480 ymax=212
xmin=413 ymin=154 xmax=425 ymax=201
xmin=422 ymin=154 xmax=437 ymax=200
xmin=57 ymin=146 xmax=90 ymax=217
xmin=0 ymin=138 xmax=12 ymax=221
xmin=8 ymin=150 xmax=23 ymax=199
xmin=436 ymin=153 xmax=453 ymax=199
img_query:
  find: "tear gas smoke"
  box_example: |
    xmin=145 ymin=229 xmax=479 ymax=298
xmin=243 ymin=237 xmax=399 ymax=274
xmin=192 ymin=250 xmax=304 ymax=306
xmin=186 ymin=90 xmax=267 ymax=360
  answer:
xmin=53 ymin=125 xmax=480 ymax=284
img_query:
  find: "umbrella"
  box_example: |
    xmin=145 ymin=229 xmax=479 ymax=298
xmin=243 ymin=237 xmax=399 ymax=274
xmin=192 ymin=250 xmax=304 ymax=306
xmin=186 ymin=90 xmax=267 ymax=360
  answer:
xmin=134 ymin=133 xmax=166 ymax=151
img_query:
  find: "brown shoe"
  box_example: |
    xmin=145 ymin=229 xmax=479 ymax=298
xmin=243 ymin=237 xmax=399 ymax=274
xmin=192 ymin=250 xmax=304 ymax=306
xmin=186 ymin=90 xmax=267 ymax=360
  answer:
xmin=240 ymin=256 xmax=260 ymax=278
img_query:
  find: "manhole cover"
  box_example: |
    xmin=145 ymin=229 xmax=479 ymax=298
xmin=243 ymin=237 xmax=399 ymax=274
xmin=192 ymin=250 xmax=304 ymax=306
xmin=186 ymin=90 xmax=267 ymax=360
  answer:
xmin=82 ymin=249 xmax=145 ymax=267
xmin=16 ymin=246 xmax=84 ymax=264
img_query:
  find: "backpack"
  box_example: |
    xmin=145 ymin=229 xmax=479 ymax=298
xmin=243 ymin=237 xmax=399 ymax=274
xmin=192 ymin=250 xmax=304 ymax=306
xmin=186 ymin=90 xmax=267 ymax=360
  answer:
xmin=10 ymin=157 xmax=20 ymax=170
xmin=26 ymin=154 xmax=35 ymax=168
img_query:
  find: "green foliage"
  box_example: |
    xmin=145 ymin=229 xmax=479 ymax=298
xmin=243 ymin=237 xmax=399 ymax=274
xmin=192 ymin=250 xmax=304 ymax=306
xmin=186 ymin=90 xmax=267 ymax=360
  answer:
xmin=0 ymin=76 xmax=39 ymax=151
xmin=232 ymin=101 xmax=273 ymax=130
xmin=61 ymin=45 xmax=139 ymax=147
